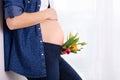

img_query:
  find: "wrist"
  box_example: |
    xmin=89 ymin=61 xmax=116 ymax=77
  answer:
xmin=41 ymin=10 xmax=50 ymax=20
xmin=38 ymin=11 xmax=49 ymax=22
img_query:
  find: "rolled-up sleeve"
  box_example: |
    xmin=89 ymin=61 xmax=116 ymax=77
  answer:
xmin=5 ymin=6 xmax=24 ymax=19
xmin=4 ymin=0 xmax=24 ymax=19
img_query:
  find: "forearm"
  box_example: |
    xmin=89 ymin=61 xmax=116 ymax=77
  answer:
xmin=6 ymin=11 xmax=48 ymax=30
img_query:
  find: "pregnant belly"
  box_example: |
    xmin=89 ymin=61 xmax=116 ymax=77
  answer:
xmin=40 ymin=20 xmax=64 ymax=45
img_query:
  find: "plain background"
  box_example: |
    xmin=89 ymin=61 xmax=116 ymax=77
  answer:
xmin=1 ymin=0 xmax=120 ymax=80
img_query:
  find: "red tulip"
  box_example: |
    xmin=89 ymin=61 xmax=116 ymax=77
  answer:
xmin=65 ymin=48 xmax=71 ymax=54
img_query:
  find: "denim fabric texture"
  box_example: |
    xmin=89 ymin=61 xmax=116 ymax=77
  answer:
xmin=3 ymin=0 xmax=47 ymax=78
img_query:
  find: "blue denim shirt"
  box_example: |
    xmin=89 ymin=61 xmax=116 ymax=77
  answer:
xmin=3 ymin=0 xmax=48 ymax=78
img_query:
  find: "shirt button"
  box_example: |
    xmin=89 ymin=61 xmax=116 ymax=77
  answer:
xmin=38 ymin=5 xmax=40 ymax=7
xmin=27 ymin=0 xmax=30 ymax=3
xmin=40 ymin=40 xmax=43 ymax=42
xmin=41 ymin=53 xmax=44 ymax=56
xmin=38 ymin=28 xmax=40 ymax=30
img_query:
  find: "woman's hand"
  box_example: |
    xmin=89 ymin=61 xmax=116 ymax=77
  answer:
xmin=42 ymin=8 xmax=58 ymax=21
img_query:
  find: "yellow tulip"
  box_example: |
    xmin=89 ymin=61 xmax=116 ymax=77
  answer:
xmin=70 ymin=45 xmax=79 ymax=51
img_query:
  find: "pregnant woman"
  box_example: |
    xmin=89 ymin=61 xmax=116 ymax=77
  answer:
xmin=3 ymin=0 xmax=82 ymax=80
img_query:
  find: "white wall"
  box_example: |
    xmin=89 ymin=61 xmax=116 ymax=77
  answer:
xmin=1 ymin=0 xmax=120 ymax=80
xmin=54 ymin=0 xmax=120 ymax=80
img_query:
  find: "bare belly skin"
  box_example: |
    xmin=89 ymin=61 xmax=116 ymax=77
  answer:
xmin=41 ymin=20 xmax=64 ymax=45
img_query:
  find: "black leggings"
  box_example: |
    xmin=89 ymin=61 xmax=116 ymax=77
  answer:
xmin=27 ymin=42 xmax=82 ymax=80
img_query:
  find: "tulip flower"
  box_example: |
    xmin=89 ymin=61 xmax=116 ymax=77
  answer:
xmin=62 ymin=32 xmax=87 ymax=54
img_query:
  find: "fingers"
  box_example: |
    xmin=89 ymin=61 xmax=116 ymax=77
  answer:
xmin=44 ymin=8 xmax=58 ymax=20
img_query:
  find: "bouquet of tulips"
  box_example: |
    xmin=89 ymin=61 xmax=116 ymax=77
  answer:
xmin=62 ymin=32 xmax=87 ymax=54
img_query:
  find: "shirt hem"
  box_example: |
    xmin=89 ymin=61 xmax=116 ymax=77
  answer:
xmin=6 ymin=68 xmax=47 ymax=78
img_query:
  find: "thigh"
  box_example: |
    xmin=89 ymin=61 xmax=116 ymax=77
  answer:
xmin=43 ymin=42 xmax=60 ymax=80
xmin=44 ymin=51 xmax=59 ymax=80
xmin=59 ymin=57 xmax=82 ymax=80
